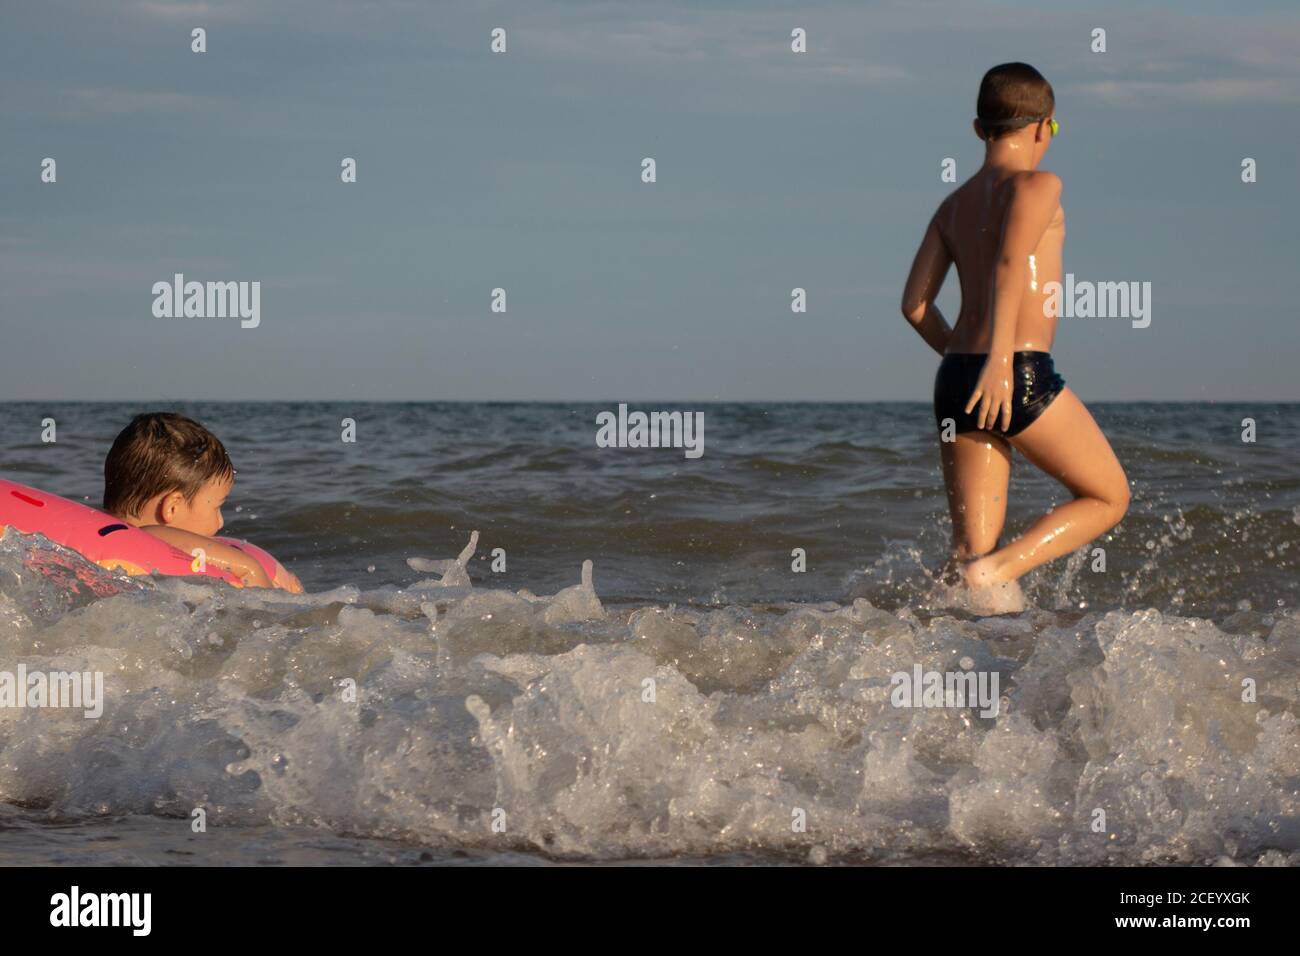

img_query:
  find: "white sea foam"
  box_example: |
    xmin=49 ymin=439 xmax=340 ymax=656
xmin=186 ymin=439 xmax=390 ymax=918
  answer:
xmin=1 ymin=528 xmax=1297 ymax=864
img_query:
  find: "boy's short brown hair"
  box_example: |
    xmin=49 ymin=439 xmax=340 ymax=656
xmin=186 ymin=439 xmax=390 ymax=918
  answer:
xmin=976 ymin=62 xmax=1055 ymax=139
xmin=103 ymin=412 xmax=234 ymax=518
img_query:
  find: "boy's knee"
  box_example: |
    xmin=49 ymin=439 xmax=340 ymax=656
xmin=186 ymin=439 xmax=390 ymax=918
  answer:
xmin=1103 ymin=479 xmax=1131 ymax=525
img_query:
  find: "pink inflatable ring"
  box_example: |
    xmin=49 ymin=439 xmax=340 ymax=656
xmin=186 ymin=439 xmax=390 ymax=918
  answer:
xmin=0 ymin=478 xmax=281 ymax=588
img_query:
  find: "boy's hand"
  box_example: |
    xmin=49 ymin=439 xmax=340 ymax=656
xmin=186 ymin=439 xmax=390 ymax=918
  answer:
xmin=140 ymin=525 xmax=275 ymax=589
xmin=272 ymin=564 xmax=304 ymax=594
xmin=238 ymin=559 xmax=273 ymax=589
xmin=965 ymin=354 xmax=1013 ymax=432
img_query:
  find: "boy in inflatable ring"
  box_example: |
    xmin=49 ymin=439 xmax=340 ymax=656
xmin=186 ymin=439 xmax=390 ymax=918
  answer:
xmin=104 ymin=412 xmax=303 ymax=592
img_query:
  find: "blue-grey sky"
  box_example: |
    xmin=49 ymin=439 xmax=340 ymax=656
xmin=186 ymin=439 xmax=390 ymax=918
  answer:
xmin=2 ymin=0 xmax=1297 ymax=401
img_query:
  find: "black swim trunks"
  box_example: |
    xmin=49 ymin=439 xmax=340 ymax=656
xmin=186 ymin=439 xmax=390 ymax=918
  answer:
xmin=933 ymin=351 xmax=1065 ymax=437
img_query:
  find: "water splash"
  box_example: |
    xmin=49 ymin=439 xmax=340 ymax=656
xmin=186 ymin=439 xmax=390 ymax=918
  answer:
xmin=0 ymin=529 xmax=1297 ymax=864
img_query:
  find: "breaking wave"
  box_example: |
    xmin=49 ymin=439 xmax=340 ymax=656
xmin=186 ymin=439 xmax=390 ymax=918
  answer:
xmin=1 ymin=528 xmax=1298 ymax=865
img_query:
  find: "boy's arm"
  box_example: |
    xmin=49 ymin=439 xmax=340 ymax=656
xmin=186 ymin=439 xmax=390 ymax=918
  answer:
xmin=900 ymin=217 xmax=953 ymax=356
xmin=987 ymin=171 xmax=1061 ymax=355
xmin=269 ymin=563 xmax=303 ymax=594
xmin=138 ymin=526 xmax=273 ymax=588
xmin=966 ymin=171 xmax=1062 ymax=430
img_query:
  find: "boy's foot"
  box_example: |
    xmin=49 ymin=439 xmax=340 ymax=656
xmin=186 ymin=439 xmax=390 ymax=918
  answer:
xmin=961 ymin=556 xmax=1025 ymax=615
xmin=933 ymin=556 xmax=965 ymax=587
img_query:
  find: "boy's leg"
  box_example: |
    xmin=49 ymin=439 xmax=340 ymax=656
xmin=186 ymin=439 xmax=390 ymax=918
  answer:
xmin=940 ymin=431 xmax=1012 ymax=565
xmin=967 ymin=388 xmax=1129 ymax=585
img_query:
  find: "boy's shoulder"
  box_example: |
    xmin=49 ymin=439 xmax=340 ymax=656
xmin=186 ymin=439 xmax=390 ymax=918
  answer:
xmin=937 ymin=168 xmax=1060 ymax=211
xmin=952 ymin=169 xmax=1062 ymax=219
xmin=1006 ymin=168 xmax=1062 ymax=202
xmin=949 ymin=168 xmax=1062 ymax=197
xmin=933 ymin=169 xmax=1063 ymax=236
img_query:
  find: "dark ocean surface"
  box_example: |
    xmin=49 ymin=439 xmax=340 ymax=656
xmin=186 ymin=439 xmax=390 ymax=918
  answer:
xmin=1 ymin=402 xmax=1297 ymax=864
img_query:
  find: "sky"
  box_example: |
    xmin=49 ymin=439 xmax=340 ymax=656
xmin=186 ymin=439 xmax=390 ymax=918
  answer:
xmin=1 ymin=0 xmax=1298 ymax=402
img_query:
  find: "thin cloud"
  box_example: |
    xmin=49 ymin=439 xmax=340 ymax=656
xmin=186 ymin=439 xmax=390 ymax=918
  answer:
xmin=1064 ymin=10 xmax=1300 ymax=106
xmin=133 ymin=1 xmax=250 ymax=21
xmin=1075 ymin=77 xmax=1300 ymax=106
xmin=519 ymin=9 xmax=909 ymax=87
xmin=65 ymin=87 xmax=226 ymax=114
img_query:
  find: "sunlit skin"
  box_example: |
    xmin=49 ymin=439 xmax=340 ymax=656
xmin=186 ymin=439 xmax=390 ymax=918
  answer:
xmin=901 ymin=111 xmax=1130 ymax=610
xmin=115 ymin=475 xmax=302 ymax=592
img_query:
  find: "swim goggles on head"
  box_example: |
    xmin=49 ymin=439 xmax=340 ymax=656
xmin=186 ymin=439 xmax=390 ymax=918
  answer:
xmin=980 ymin=115 xmax=1059 ymax=137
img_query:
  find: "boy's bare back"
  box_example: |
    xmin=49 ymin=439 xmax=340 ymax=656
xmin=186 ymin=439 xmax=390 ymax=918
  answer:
xmin=936 ymin=168 xmax=1065 ymax=354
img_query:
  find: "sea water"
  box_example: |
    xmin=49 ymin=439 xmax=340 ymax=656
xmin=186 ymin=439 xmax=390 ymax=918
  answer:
xmin=1 ymin=402 xmax=1297 ymax=865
